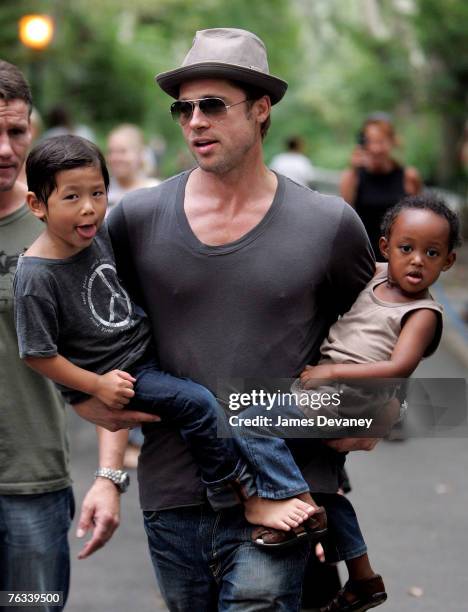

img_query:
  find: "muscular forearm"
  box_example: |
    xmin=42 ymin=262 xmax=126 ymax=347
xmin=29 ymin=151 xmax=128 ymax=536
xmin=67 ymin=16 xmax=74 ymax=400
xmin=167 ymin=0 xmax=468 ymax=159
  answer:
xmin=96 ymin=426 xmax=128 ymax=469
xmin=25 ymin=354 xmax=99 ymax=396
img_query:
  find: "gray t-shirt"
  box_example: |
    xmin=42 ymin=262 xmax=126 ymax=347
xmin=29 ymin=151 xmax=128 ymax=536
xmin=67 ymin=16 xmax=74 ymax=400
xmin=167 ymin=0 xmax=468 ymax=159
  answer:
xmin=14 ymin=227 xmax=152 ymax=404
xmin=108 ymin=172 xmax=375 ymax=510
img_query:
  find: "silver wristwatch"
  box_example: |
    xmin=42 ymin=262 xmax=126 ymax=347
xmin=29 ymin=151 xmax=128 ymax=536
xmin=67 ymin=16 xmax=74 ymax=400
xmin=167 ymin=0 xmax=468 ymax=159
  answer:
xmin=94 ymin=467 xmax=130 ymax=493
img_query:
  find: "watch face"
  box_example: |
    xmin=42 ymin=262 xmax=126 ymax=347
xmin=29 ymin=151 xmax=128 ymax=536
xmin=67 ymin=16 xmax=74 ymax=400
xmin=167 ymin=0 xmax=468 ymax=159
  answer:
xmin=119 ymin=472 xmax=130 ymax=492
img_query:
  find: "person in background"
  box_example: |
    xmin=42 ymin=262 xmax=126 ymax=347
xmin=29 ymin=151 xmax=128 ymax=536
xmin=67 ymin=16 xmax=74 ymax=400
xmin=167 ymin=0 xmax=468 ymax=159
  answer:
xmin=270 ymin=135 xmax=317 ymax=186
xmin=0 ymin=59 xmax=117 ymax=612
xmin=41 ymin=103 xmax=96 ymax=143
xmin=106 ymin=123 xmax=160 ymax=211
xmin=340 ymin=113 xmax=422 ymax=261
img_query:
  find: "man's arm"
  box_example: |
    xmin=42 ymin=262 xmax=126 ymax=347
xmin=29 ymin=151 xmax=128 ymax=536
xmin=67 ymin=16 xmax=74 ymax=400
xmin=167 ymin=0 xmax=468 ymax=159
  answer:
xmin=325 ymin=203 xmax=375 ymax=321
xmin=76 ymin=427 xmax=128 ymax=559
xmin=25 ymin=354 xmax=135 ymax=409
xmin=320 ymin=203 xmax=376 ymax=451
xmin=72 ymin=396 xmax=160 ymax=431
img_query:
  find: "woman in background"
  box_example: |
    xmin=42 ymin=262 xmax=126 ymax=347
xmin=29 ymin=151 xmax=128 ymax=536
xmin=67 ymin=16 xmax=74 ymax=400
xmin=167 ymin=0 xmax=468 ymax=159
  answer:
xmin=340 ymin=113 xmax=422 ymax=261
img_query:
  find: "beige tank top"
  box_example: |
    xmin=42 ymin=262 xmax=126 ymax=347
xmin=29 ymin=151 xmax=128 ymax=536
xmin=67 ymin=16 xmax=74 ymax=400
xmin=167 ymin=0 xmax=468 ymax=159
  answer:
xmin=320 ymin=264 xmax=443 ymax=365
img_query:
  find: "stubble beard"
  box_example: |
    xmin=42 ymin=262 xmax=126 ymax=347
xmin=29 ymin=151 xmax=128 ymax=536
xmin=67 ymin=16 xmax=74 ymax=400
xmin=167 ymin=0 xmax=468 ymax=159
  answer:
xmin=194 ymin=132 xmax=257 ymax=177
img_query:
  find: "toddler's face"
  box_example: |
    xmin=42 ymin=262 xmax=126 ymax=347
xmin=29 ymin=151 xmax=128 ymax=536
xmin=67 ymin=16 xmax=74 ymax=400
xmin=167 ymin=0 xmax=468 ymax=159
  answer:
xmin=379 ymin=208 xmax=455 ymax=297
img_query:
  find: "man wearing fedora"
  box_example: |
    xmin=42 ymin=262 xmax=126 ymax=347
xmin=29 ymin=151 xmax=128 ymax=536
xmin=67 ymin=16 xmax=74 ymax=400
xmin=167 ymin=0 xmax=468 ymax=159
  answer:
xmin=74 ymin=27 xmax=376 ymax=610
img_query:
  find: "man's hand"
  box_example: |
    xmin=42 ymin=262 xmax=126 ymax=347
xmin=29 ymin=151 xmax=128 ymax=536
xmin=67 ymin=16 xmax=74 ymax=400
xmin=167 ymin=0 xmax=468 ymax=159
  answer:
xmin=94 ymin=370 xmax=136 ymax=409
xmin=324 ymin=437 xmax=381 ymax=452
xmin=73 ymin=396 xmax=160 ymax=432
xmin=76 ymin=478 xmax=121 ymax=559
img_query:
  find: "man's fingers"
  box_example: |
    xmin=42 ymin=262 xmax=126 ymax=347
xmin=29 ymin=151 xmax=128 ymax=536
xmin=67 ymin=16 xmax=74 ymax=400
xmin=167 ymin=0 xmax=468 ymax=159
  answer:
xmin=324 ymin=437 xmax=381 ymax=452
xmin=76 ymin=504 xmax=93 ymax=539
xmin=106 ymin=410 xmax=161 ymax=430
xmin=77 ymin=514 xmax=119 ymax=560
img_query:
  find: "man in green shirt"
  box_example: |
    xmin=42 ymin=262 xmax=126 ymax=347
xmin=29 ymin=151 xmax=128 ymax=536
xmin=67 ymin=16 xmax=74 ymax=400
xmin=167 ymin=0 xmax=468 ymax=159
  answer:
xmin=0 ymin=59 xmax=127 ymax=609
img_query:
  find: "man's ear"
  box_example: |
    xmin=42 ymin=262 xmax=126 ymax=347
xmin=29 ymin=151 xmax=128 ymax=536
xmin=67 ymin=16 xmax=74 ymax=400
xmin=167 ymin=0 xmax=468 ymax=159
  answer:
xmin=379 ymin=236 xmax=389 ymax=260
xmin=253 ymin=95 xmax=271 ymax=124
xmin=442 ymin=251 xmax=456 ymax=271
xmin=26 ymin=191 xmax=47 ymax=221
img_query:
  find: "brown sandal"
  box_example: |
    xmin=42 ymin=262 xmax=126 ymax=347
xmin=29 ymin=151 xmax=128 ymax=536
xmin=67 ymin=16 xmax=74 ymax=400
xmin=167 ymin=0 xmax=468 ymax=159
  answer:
xmin=252 ymin=506 xmax=327 ymax=550
xmin=320 ymin=574 xmax=387 ymax=612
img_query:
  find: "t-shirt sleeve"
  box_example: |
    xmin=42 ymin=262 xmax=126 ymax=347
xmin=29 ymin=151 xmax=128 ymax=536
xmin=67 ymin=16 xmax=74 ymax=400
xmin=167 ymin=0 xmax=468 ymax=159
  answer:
xmin=14 ymin=293 xmax=59 ymax=358
xmin=326 ymin=202 xmax=375 ymax=318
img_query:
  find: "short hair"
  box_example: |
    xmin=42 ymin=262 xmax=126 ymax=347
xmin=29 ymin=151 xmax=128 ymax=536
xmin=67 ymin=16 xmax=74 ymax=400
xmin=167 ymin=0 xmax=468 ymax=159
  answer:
xmin=0 ymin=60 xmax=33 ymax=114
xmin=26 ymin=135 xmax=109 ymax=204
xmin=286 ymin=136 xmax=304 ymax=152
xmin=381 ymin=194 xmax=462 ymax=252
xmin=232 ymin=81 xmax=271 ymax=139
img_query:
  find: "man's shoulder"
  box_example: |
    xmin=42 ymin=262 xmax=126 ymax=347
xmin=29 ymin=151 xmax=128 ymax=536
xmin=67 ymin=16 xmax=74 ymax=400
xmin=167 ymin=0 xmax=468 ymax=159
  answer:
xmin=282 ymin=177 xmax=347 ymax=219
xmin=121 ymin=171 xmax=187 ymax=211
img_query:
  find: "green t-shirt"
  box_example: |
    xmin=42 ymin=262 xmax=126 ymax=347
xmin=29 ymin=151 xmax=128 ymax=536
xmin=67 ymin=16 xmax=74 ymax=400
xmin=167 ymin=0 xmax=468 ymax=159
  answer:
xmin=0 ymin=204 xmax=71 ymax=494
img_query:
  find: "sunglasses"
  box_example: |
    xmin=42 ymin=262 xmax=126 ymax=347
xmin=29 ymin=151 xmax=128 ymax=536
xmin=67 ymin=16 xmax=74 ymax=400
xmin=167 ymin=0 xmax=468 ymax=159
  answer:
xmin=170 ymin=97 xmax=250 ymax=125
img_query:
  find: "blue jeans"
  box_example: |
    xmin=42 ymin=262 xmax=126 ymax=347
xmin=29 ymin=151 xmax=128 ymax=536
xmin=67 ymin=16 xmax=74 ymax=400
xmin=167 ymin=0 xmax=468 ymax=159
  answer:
xmin=143 ymin=504 xmax=311 ymax=611
xmin=0 ymin=487 xmax=74 ymax=611
xmin=130 ymin=358 xmax=255 ymax=507
xmin=235 ymin=401 xmax=367 ymax=562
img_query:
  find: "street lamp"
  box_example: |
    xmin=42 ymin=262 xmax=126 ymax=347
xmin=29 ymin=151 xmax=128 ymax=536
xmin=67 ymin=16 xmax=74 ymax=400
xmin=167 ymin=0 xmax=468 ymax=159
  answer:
xmin=18 ymin=14 xmax=54 ymax=50
xmin=18 ymin=14 xmax=54 ymax=111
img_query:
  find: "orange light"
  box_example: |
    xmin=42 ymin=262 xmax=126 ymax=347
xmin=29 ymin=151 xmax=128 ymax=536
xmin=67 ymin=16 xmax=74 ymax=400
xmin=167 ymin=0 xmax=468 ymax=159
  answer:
xmin=18 ymin=15 xmax=54 ymax=50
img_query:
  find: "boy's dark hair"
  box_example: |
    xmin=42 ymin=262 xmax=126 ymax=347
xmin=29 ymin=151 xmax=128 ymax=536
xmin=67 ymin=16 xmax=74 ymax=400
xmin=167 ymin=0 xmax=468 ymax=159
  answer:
xmin=381 ymin=193 xmax=462 ymax=252
xmin=0 ymin=60 xmax=33 ymax=114
xmin=26 ymin=135 xmax=109 ymax=204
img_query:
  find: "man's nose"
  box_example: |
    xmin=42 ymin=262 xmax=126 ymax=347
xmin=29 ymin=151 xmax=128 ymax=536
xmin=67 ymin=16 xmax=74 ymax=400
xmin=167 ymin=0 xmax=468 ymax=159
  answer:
xmin=188 ymin=104 xmax=209 ymax=128
xmin=0 ymin=133 xmax=14 ymax=157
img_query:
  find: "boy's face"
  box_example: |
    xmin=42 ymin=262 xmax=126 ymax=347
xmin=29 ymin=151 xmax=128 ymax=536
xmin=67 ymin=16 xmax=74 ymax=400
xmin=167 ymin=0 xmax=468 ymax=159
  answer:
xmin=29 ymin=164 xmax=107 ymax=258
xmin=380 ymin=208 xmax=456 ymax=297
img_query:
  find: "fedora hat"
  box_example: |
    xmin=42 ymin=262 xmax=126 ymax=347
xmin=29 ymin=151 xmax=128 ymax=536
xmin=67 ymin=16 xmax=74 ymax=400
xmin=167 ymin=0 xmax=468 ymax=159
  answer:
xmin=156 ymin=28 xmax=288 ymax=105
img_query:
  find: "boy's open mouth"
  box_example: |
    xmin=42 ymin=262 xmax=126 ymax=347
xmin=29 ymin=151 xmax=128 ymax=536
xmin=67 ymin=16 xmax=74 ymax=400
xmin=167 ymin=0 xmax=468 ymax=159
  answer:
xmin=76 ymin=224 xmax=97 ymax=239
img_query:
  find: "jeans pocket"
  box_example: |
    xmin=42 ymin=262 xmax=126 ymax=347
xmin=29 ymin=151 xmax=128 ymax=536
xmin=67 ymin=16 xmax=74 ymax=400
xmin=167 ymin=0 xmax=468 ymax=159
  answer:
xmin=143 ymin=510 xmax=160 ymax=522
xmin=69 ymin=488 xmax=76 ymax=522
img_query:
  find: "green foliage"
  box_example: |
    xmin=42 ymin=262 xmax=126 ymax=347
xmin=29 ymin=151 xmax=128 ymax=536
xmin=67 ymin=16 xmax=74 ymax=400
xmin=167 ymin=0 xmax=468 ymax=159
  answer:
xmin=0 ymin=0 xmax=465 ymax=189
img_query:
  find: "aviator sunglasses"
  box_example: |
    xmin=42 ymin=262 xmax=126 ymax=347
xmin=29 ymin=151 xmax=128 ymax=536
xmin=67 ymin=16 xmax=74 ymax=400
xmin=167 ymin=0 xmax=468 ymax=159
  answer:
xmin=170 ymin=97 xmax=250 ymax=125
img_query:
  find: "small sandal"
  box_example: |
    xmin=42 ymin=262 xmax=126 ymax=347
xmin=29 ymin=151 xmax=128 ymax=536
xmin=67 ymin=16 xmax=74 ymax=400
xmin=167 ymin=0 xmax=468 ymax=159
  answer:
xmin=320 ymin=575 xmax=387 ymax=612
xmin=252 ymin=506 xmax=327 ymax=550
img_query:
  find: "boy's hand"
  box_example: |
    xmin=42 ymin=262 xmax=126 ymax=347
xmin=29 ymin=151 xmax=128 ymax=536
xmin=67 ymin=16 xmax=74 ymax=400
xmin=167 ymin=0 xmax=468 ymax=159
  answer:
xmin=95 ymin=370 xmax=136 ymax=409
xmin=299 ymin=364 xmax=335 ymax=389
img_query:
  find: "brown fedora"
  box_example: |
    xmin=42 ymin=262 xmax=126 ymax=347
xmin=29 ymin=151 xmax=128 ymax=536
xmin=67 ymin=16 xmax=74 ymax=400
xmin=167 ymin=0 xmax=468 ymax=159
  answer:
xmin=156 ymin=28 xmax=288 ymax=105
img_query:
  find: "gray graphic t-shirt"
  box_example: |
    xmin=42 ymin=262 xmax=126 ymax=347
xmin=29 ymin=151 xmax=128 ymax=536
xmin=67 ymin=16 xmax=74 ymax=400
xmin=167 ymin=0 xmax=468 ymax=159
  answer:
xmin=14 ymin=227 xmax=152 ymax=403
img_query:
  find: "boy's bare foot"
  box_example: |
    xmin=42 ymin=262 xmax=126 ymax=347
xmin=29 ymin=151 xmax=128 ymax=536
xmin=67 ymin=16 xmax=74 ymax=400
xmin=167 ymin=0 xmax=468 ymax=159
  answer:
xmin=244 ymin=495 xmax=315 ymax=530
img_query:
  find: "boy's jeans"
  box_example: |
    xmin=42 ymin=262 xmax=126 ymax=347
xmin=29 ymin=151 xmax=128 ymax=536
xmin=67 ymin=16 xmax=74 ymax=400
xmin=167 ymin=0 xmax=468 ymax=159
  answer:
xmin=0 ymin=487 xmax=74 ymax=611
xmin=130 ymin=358 xmax=255 ymax=507
xmin=143 ymin=503 xmax=310 ymax=612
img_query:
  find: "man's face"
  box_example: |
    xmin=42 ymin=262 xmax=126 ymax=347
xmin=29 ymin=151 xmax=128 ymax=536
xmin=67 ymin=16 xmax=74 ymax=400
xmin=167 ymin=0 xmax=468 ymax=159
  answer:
xmin=107 ymin=131 xmax=143 ymax=182
xmin=177 ymin=78 xmax=263 ymax=175
xmin=0 ymin=98 xmax=31 ymax=192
